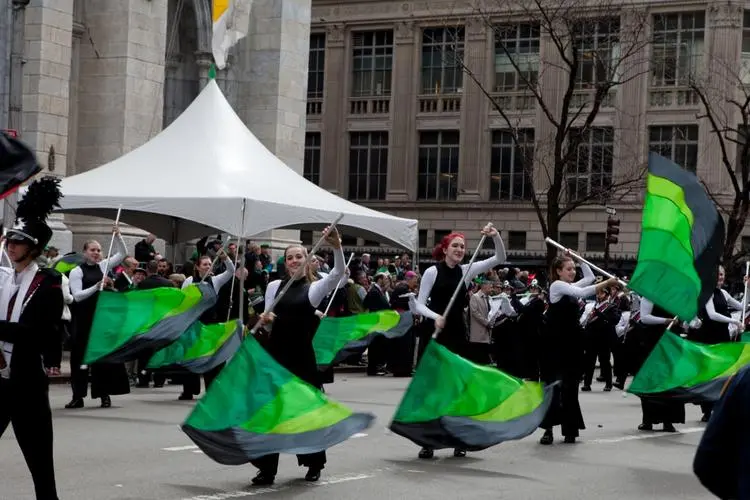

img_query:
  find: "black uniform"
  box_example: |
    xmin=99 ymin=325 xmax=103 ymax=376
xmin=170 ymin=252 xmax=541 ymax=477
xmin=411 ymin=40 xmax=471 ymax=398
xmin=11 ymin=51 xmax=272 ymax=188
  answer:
xmin=252 ymin=279 xmax=326 ymax=475
xmin=539 ymin=293 xmax=586 ymax=439
xmin=70 ymin=263 xmax=130 ymax=400
xmin=428 ymin=262 xmax=469 ymax=357
xmin=631 ymin=304 xmax=685 ymax=426
xmin=0 ymin=267 xmax=63 ymax=500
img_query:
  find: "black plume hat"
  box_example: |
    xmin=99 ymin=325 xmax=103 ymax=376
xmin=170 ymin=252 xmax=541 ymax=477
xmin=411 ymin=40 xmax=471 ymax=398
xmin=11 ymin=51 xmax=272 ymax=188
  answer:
xmin=6 ymin=176 xmax=63 ymax=249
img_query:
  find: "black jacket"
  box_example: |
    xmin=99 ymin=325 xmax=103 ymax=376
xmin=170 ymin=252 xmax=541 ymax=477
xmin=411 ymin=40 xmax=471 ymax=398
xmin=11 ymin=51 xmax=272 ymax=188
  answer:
xmin=363 ymin=286 xmax=389 ymax=312
xmin=0 ymin=268 xmax=64 ymax=388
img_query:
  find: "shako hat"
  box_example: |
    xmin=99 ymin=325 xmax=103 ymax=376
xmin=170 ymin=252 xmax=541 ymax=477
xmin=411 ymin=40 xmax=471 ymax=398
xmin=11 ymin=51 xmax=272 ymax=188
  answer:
xmin=6 ymin=176 xmax=63 ymax=249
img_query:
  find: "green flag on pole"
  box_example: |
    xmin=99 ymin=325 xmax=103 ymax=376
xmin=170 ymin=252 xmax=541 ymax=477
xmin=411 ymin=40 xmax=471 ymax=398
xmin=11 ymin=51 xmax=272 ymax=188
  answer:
xmin=182 ymin=335 xmax=374 ymax=464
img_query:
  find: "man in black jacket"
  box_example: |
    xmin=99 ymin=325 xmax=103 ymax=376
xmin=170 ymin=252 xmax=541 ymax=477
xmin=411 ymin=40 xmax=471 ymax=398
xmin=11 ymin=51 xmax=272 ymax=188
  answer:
xmin=0 ymin=177 xmax=65 ymax=500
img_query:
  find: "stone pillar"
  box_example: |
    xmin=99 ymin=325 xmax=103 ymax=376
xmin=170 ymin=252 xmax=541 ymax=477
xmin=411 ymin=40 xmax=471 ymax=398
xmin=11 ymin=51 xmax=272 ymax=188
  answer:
xmin=21 ymin=0 xmax=75 ymax=252
xmin=387 ymin=21 xmax=416 ymax=201
xmin=235 ymin=0 xmax=311 ymax=255
xmin=319 ymin=23 xmax=345 ymax=194
xmin=68 ymin=0 xmax=167 ymax=251
xmin=457 ymin=18 xmax=487 ymax=201
xmin=0 ymin=0 xmax=11 ymax=129
xmin=195 ymin=50 xmax=212 ymax=89
xmin=533 ymin=26 xmax=566 ymax=194
xmin=703 ymin=3 xmax=743 ymax=188
xmin=614 ymin=8 xmax=649 ymax=183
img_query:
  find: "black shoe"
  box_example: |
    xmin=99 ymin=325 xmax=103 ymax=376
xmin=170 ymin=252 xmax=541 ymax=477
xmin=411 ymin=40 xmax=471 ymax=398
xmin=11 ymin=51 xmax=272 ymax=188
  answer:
xmin=305 ymin=467 xmax=322 ymax=482
xmin=638 ymin=423 xmax=653 ymax=431
xmin=153 ymin=383 xmax=164 ymax=388
xmin=453 ymin=448 xmax=467 ymax=457
xmin=662 ymin=423 xmax=677 ymax=433
xmin=581 ymin=385 xmax=592 ymax=392
xmin=251 ymin=471 xmax=275 ymax=486
xmin=613 ymin=379 xmax=625 ymax=390
xmin=178 ymin=393 xmax=194 ymax=401
xmin=596 ymin=376 xmax=606 ymax=382
xmin=563 ymin=436 xmax=576 ymax=444
xmin=603 ymin=385 xmax=612 ymax=392
xmin=700 ymin=413 xmax=710 ymax=423
xmin=418 ymin=447 xmax=434 ymax=459
xmin=540 ymin=430 xmax=553 ymax=445
xmin=65 ymin=398 xmax=84 ymax=409
xmin=101 ymin=396 xmax=111 ymax=408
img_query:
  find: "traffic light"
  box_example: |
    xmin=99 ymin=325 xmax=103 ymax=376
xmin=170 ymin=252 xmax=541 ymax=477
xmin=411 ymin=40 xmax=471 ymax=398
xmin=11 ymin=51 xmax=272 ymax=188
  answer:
xmin=606 ymin=218 xmax=620 ymax=244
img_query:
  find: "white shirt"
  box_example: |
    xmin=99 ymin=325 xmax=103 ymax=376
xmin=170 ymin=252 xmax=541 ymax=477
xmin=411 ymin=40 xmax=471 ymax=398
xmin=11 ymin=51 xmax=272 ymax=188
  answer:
xmin=549 ymin=263 xmax=596 ymax=304
xmin=182 ymin=259 xmax=236 ymax=293
xmin=414 ymin=233 xmax=507 ymax=320
xmin=264 ymin=247 xmax=346 ymax=310
xmin=0 ymin=264 xmax=37 ymax=378
xmin=69 ymin=234 xmax=128 ymax=302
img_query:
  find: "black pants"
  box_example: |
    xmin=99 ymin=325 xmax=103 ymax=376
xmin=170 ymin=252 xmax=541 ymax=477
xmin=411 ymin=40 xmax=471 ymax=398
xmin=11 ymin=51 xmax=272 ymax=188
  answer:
xmin=583 ymin=334 xmax=613 ymax=387
xmin=181 ymin=363 xmax=225 ymax=395
xmin=136 ymin=350 xmax=166 ymax=387
xmin=251 ymin=450 xmax=326 ymax=476
xmin=366 ymin=336 xmax=387 ymax=375
xmin=0 ymin=378 xmax=59 ymax=500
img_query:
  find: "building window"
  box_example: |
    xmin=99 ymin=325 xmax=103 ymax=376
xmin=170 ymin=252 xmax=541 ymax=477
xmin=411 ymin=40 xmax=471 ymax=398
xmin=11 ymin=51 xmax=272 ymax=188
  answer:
xmin=434 ymin=229 xmax=452 ymax=247
xmin=418 ymin=131 xmax=460 ymax=201
xmin=418 ymin=229 xmax=428 ymax=248
xmin=560 ymin=232 xmax=579 ymax=250
xmin=508 ymin=231 xmax=527 ymax=251
xmin=567 ymin=127 xmax=614 ymax=202
xmin=490 ymin=129 xmax=534 ymax=201
xmin=574 ymin=18 xmax=620 ymax=88
xmin=742 ymin=12 xmax=750 ymax=84
xmin=308 ymin=33 xmax=325 ymax=99
xmin=303 ymin=133 xmax=321 ymax=185
xmin=300 ymin=230 xmax=313 ymax=246
xmin=586 ymin=232 xmax=606 ymax=252
xmin=348 ymin=132 xmax=388 ymax=200
xmin=352 ymin=31 xmax=393 ymax=97
xmin=494 ymin=23 xmax=540 ymax=92
xmin=649 ymin=125 xmax=699 ymax=172
xmin=651 ymin=12 xmax=705 ymax=87
xmin=421 ymin=27 xmax=464 ymax=94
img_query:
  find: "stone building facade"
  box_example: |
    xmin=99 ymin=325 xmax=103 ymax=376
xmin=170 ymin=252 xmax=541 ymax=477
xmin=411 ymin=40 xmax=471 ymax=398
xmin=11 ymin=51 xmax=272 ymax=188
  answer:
xmin=0 ymin=0 xmax=311 ymax=256
xmin=304 ymin=0 xmax=750 ymax=267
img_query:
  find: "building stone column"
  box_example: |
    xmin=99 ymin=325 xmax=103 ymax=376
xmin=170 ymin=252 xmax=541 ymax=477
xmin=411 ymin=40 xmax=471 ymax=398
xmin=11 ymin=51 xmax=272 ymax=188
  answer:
xmin=195 ymin=50 xmax=212 ymax=89
xmin=533 ymin=26 xmax=566 ymax=194
xmin=320 ymin=23 xmax=345 ymax=194
xmin=614 ymin=8 xmax=649 ymax=184
xmin=457 ymin=17 xmax=486 ymax=201
xmin=387 ymin=21 xmax=416 ymax=201
xmin=68 ymin=0 xmax=167 ymax=252
xmin=703 ymin=3 xmax=743 ymax=189
xmin=0 ymin=0 xmax=11 ymax=129
xmin=20 ymin=0 xmax=75 ymax=252
xmin=235 ymin=0 xmax=311 ymax=254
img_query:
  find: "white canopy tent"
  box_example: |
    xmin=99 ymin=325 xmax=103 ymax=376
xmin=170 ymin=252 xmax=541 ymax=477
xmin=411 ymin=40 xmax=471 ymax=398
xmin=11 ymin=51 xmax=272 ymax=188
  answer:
xmin=55 ymin=80 xmax=418 ymax=250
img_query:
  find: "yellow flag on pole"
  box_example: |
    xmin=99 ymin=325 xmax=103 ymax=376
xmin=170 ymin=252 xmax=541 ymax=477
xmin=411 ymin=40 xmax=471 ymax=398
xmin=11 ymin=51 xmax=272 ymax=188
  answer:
xmin=212 ymin=0 xmax=252 ymax=70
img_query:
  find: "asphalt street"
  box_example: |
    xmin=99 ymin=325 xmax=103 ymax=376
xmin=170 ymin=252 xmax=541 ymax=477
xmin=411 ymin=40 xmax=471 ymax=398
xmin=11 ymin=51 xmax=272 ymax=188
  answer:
xmin=1 ymin=374 xmax=713 ymax=500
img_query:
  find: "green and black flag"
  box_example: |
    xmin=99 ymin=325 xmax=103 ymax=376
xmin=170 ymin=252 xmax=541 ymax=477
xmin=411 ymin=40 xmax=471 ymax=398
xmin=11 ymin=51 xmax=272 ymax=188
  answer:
xmin=390 ymin=341 xmax=554 ymax=451
xmin=628 ymin=331 xmax=750 ymax=403
xmin=629 ymin=152 xmax=725 ymax=321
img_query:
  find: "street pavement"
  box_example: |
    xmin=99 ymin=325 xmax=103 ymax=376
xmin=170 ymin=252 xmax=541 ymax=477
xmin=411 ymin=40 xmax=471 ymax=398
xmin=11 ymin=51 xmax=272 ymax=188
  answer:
xmin=1 ymin=374 xmax=713 ymax=500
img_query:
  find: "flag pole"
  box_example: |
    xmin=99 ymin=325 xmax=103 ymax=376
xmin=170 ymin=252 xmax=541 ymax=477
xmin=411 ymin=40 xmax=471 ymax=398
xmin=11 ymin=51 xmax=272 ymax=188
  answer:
xmin=99 ymin=205 xmax=123 ymax=291
xmin=249 ymin=213 xmax=344 ymax=336
xmin=431 ymin=223 xmax=493 ymax=339
xmin=322 ymin=252 xmax=355 ymax=317
xmin=545 ymin=237 xmax=628 ymax=288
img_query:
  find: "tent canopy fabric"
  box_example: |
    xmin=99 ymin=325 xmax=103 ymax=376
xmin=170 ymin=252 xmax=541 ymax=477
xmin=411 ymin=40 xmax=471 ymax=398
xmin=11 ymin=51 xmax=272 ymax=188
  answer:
xmin=55 ymin=80 xmax=418 ymax=250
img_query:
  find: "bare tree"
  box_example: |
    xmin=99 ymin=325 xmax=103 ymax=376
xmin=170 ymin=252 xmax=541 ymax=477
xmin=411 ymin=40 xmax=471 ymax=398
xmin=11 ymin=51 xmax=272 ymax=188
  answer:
xmin=689 ymin=62 xmax=750 ymax=270
xmin=437 ymin=0 xmax=650 ymax=264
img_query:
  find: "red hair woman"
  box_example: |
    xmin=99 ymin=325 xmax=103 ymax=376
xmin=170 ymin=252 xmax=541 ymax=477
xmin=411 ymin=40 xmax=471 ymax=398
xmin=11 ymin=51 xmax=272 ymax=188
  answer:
xmin=412 ymin=223 xmax=506 ymax=459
